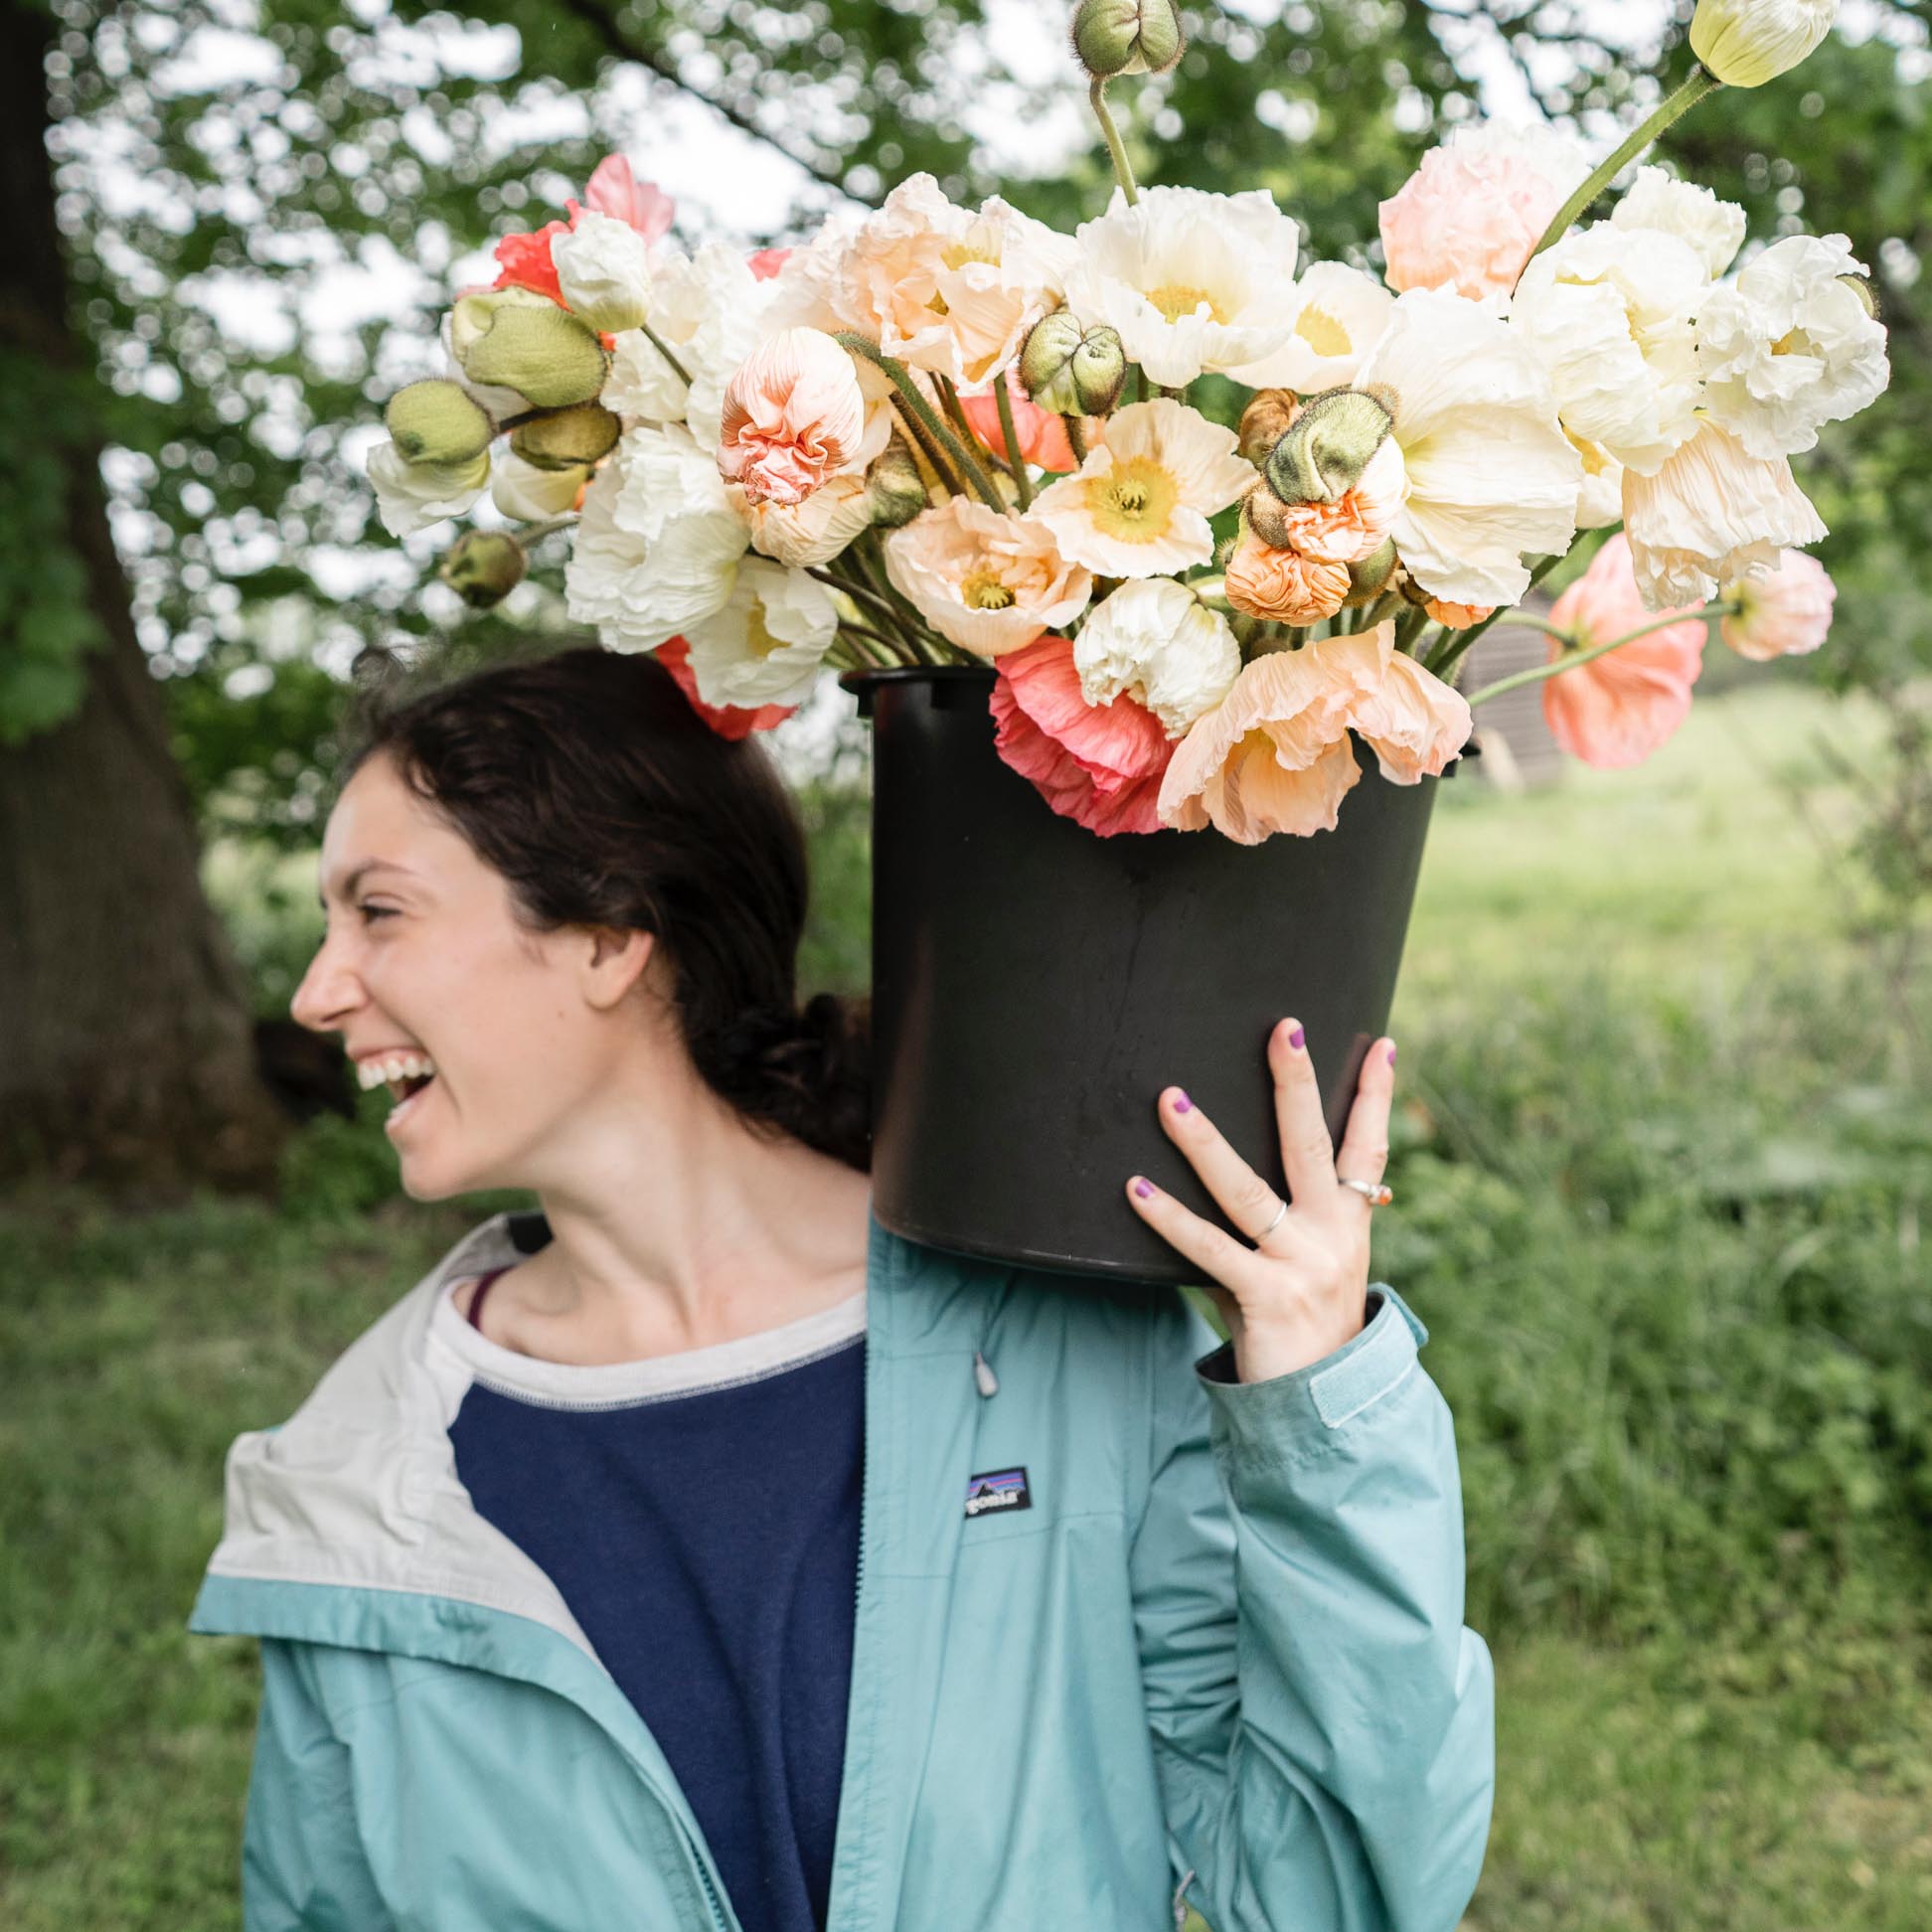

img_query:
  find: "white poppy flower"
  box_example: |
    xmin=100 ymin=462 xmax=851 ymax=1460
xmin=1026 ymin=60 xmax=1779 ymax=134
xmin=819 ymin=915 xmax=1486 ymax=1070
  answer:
xmin=1611 ymin=167 xmax=1747 ymax=280
xmin=1029 ymin=398 xmax=1255 ymax=578
xmin=1354 ymin=288 xmax=1581 ymax=609
xmin=1690 ymin=0 xmax=1839 ymax=88
xmin=553 ymin=210 xmax=652 ymax=334
xmin=1571 ymin=434 xmax=1627 ymax=531
xmin=367 ymin=440 xmax=490 ymax=538
xmin=1695 ymin=233 xmax=1890 ymax=460
xmin=1512 ymin=225 xmax=1708 ymax=476
xmin=682 ymin=558 xmax=840 ymax=709
xmin=1227 ymin=262 xmax=1396 ymax=393
xmin=491 ymin=452 xmax=589 ymax=522
xmin=1623 ymin=418 xmax=1828 ymax=608
xmin=734 ymin=472 xmax=879 ymax=569
xmin=1072 ymin=578 xmax=1241 ymax=736
xmin=564 ymin=424 xmax=750 ymax=651
xmin=1063 ymin=185 xmax=1301 ymax=388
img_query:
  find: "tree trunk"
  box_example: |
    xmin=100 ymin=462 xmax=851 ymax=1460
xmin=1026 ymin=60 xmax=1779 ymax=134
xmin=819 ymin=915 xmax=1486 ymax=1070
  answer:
xmin=0 ymin=1 xmax=287 ymax=1194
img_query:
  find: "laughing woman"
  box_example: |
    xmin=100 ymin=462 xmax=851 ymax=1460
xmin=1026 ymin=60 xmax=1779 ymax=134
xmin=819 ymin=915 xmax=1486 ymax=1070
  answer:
xmin=191 ymin=644 xmax=1494 ymax=1932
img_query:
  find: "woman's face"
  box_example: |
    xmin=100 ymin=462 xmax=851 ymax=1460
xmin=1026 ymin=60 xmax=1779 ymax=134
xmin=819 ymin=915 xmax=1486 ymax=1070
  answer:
xmin=291 ymin=752 xmax=651 ymax=1201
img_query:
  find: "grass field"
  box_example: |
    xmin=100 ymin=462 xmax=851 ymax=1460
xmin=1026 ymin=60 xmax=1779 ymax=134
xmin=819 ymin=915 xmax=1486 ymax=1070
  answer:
xmin=5 ymin=679 xmax=1929 ymax=1928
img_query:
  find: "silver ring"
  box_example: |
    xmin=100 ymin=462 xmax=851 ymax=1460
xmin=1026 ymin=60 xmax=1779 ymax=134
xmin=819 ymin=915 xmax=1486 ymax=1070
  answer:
xmin=1339 ymin=1176 xmax=1394 ymax=1208
xmin=1253 ymin=1197 xmax=1289 ymax=1245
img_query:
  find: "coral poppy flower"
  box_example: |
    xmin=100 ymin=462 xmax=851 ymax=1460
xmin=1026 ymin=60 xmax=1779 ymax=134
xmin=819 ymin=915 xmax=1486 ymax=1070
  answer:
xmin=959 ymin=363 xmax=1100 ymax=474
xmin=1541 ymin=534 xmax=1708 ymax=768
xmin=493 ymin=222 xmax=569 ymax=305
xmin=746 ymin=246 xmax=792 ymax=282
xmin=656 ymin=636 xmax=796 ymax=740
xmin=990 ymin=634 xmax=1175 ymax=837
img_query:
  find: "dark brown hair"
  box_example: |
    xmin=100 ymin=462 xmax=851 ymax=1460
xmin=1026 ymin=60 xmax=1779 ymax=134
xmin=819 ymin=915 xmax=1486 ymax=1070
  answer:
xmin=340 ymin=645 xmax=869 ymax=1171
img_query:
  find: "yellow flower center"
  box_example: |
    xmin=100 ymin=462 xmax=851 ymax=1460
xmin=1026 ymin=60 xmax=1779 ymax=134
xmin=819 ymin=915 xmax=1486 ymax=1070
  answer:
xmin=744 ymin=599 xmax=786 ymax=660
xmin=1293 ymin=306 xmax=1351 ymax=358
xmin=1087 ymin=456 xmax=1181 ymax=546
xmin=1148 ymin=282 xmax=1227 ymax=325
xmin=961 ymin=569 xmax=1016 ymax=611
xmin=1771 ymin=327 xmax=1814 ymax=357
xmin=941 ymin=240 xmax=1001 ymax=272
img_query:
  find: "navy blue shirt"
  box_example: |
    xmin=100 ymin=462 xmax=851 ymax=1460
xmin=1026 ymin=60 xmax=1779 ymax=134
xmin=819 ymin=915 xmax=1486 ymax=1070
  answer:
xmin=445 ymin=1272 xmax=865 ymax=1932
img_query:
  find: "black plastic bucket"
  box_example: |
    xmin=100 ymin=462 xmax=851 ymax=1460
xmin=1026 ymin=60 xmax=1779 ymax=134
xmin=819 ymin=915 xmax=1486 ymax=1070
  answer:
xmin=846 ymin=664 xmax=1442 ymax=1285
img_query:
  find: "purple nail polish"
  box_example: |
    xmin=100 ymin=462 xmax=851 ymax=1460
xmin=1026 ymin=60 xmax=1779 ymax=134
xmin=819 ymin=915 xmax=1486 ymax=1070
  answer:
xmin=1173 ymin=1090 xmax=1193 ymax=1113
xmin=1386 ymin=1042 xmax=1397 ymax=1065
xmin=1134 ymin=1179 xmax=1154 ymax=1199
xmin=1288 ymin=1025 xmax=1306 ymax=1050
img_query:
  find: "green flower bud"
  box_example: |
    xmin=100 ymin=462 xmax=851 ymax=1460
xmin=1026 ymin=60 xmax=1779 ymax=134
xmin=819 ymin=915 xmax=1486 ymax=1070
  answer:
xmin=1690 ymin=0 xmax=1837 ymax=90
xmin=1263 ymin=388 xmax=1395 ymax=506
xmin=1236 ymin=389 xmax=1301 ymax=470
xmin=437 ymin=531 xmax=528 ymax=609
xmin=1340 ymin=538 xmax=1398 ymax=607
xmin=1839 ymin=272 xmax=1878 ymax=319
xmin=385 ymin=381 xmax=494 ymax=466
xmin=1070 ymin=0 xmax=1184 ymax=79
xmin=868 ymin=435 xmax=931 ymax=529
xmin=1019 ymin=312 xmax=1128 ymax=417
xmin=510 ymin=402 xmax=622 ymax=472
xmin=454 ymin=293 xmax=609 ymax=410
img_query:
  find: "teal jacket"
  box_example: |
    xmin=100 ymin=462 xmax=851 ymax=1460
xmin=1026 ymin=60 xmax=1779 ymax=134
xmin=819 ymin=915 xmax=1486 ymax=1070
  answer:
xmin=189 ymin=1209 xmax=1495 ymax=1930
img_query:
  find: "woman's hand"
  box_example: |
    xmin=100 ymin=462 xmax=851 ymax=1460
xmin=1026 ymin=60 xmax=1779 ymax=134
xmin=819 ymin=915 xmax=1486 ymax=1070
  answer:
xmin=1124 ymin=1018 xmax=1396 ymax=1384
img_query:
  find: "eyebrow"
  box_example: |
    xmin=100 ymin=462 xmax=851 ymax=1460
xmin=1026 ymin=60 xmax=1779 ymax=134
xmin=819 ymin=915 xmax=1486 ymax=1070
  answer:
xmin=318 ymin=860 xmax=418 ymax=910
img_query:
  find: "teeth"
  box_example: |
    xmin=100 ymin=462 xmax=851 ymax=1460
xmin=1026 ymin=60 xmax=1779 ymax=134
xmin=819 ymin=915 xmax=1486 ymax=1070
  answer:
xmin=356 ymin=1051 xmax=435 ymax=1090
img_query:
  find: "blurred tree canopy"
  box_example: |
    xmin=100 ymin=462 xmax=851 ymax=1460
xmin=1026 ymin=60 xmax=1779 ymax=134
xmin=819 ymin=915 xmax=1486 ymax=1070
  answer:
xmin=3 ymin=0 xmax=1930 ymax=1183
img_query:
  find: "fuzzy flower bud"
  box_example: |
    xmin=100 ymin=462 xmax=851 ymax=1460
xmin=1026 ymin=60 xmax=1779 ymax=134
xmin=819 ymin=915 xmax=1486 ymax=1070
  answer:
xmin=453 ymin=292 xmax=609 ymax=410
xmin=437 ymin=531 xmax=527 ymax=609
xmin=868 ymin=436 xmax=931 ymax=529
xmin=1341 ymin=538 xmax=1399 ymax=607
xmin=1019 ymin=312 xmax=1128 ymax=417
xmin=510 ymin=402 xmax=622 ymax=472
xmin=1690 ymin=0 xmax=1838 ymax=88
xmin=385 ymin=381 xmax=494 ymax=466
xmin=1236 ymin=389 xmax=1301 ymax=469
xmin=1070 ymin=0 xmax=1184 ymax=79
xmin=1263 ymin=389 xmax=1396 ymax=506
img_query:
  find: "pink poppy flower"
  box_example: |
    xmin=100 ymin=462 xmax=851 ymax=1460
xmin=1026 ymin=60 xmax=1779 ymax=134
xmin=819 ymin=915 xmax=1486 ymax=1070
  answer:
xmin=1720 ymin=550 xmax=1836 ymax=661
xmin=719 ymin=329 xmax=870 ymax=507
xmin=1542 ymin=534 xmax=1708 ymax=769
xmin=959 ymin=364 xmax=1099 ymax=474
xmin=746 ymin=246 xmax=792 ymax=282
xmin=657 ymin=636 xmax=796 ymax=740
xmin=577 ymin=156 xmax=675 ymax=242
xmin=990 ymin=633 xmax=1175 ymax=837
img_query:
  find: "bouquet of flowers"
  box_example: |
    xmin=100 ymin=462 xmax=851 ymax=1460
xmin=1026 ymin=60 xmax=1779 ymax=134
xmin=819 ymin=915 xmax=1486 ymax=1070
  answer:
xmin=369 ymin=0 xmax=1885 ymax=843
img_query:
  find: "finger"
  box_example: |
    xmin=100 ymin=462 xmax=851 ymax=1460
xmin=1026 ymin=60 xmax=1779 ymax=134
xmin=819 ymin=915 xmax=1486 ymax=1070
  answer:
xmin=1334 ymin=1036 xmax=1396 ymax=1200
xmin=1270 ymin=1018 xmax=1339 ymax=1209
xmin=1157 ymin=1086 xmax=1285 ymax=1244
xmin=1124 ymin=1174 xmax=1271 ymax=1296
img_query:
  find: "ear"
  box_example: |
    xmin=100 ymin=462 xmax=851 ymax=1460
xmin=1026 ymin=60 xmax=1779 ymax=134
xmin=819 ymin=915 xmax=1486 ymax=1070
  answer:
xmin=577 ymin=926 xmax=656 ymax=1013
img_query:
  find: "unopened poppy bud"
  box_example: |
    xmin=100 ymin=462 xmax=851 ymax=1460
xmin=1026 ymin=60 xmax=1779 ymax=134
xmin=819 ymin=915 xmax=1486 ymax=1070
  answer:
xmin=1690 ymin=0 xmax=1838 ymax=89
xmin=1242 ymin=482 xmax=1297 ymax=552
xmin=454 ymin=292 xmax=609 ymax=410
xmin=437 ymin=530 xmax=527 ymax=608
xmin=1263 ymin=388 xmax=1396 ymax=506
xmin=1019 ymin=313 xmax=1128 ymax=417
xmin=510 ymin=402 xmax=622 ymax=471
xmin=1340 ymin=538 xmax=1399 ymax=606
xmin=868 ymin=435 xmax=931 ymax=528
xmin=1237 ymin=389 xmax=1301 ymax=469
xmin=385 ymin=381 xmax=494 ymax=466
xmin=1070 ymin=0 xmax=1184 ymax=79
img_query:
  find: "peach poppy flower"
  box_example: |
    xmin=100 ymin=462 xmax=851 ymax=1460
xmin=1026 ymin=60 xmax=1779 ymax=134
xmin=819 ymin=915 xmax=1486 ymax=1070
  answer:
xmin=991 ymin=634 xmax=1175 ymax=837
xmin=718 ymin=329 xmax=869 ymax=507
xmin=1541 ymin=534 xmax=1708 ymax=769
xmin=959 ymin=362 xmax=1102 ymax=474
xmin=1720 ymin=549 xmax=1836 ymax=661
xmin=883 ymin=499 xmax=1092 ymax=657
xmin=1159 ymin=625 xmax=1468 ymax=842
xmin=656 ymin=635 xmax=796 ymax=740
xmin=1424 ymin=598 xmax=1494 ymax=629
xmin=1223 ymin=530 xmax=1351 ymax=626
xmin=1258 ymin=435 xmax=1409 ymax=565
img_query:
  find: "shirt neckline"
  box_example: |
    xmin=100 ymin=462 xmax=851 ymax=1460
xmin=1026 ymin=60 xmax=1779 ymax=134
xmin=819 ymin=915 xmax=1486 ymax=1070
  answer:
xmin=430 ymin=1271 xmax=868 ymax=1409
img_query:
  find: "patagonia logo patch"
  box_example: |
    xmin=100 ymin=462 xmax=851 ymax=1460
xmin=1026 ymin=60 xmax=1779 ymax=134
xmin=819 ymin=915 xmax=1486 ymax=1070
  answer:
xmin=964 ymin=1466 xmax=1032 ymax=1519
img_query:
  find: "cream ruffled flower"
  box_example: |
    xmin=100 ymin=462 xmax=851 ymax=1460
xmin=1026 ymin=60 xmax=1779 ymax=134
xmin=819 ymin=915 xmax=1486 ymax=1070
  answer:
xmin=1512 ymin=225 xmax=1708 ymax=475
xmin=1720 ymin=548 xmax=1837 ymax=659
xmin=883 ymin=498 xmax=1093 ymax=657
xmin=1690 ymin=0 xmax=1839 ymax=88
xmin=552 ymin=209 xmax=652 ymax=334
xmin=564 ymin=424 xmax=751 ymax=651
xmin=1029 ymin=399 xmax=1253 ymax=578
xmin=1157 ymin=625 xmax=1471 ymax=842
xmin=491 ymin=451 xmax=589 ymax=522
xmin=1063 ymin=186 xmax=1301 ymax=388
xmin=367 ymin=440 xmax=489 ymax=538
xmin=1227 ymin=262 xmax=1395 ymax=393
xmin=1571 ymin=433 xmax=1627 ymax=530
xmin=1610 ymin=167 xmax=1746 ymax=280
xmin=1695 ymin=234 xmax=1890 ymax=460
xmin=1623 ymin=418 xmax=1828 ymax=607
xmin=1354 ymin=288 xmax=1581 ymax=607
xmin=1071 ymin=578 xmax=1241 ymax=736
xmin=734 ymin=472 xmax=879 ymax=569
xmin=681 ymin=558 xmax=840 ymax=709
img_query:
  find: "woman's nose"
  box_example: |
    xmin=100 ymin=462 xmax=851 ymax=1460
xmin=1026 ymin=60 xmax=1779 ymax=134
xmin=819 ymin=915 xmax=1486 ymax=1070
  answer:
xmin=289 ymin=936 xmax=364 ymax=1036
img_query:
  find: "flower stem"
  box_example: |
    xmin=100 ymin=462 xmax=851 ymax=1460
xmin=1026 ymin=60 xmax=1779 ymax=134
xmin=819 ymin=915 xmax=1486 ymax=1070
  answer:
xmin=1089 ymin=79 xmax=1140 ymax=205
xmin=640 ymin=321 xmax=694 ymax=388
xmin=936 ymin=375 xmax=1015 ymax=483
xmin=809 ymin=564 xmax=916 ymax=640
xmin=1422 ymin=551 xmax=1572 ymax=676
xmin=837 ymin=335 xmax=1004 ymax=508
xmin=1526 ymin=66 xmax=1722 ymax=268
xmin=994 ymin=378 xmax=1033 ymax=509
xmin=1464 ymin=604 xmax=1733 ymax=709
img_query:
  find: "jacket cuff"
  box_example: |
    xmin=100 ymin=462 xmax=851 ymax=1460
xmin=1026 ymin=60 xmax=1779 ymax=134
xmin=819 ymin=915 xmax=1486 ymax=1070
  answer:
xmin=1195 ymin=1285 xmax=1429 ymax=1463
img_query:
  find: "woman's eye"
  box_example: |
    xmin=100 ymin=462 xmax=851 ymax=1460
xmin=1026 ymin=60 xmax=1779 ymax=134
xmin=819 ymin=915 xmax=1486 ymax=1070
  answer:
xmin=358 ymin=903 xmax=397 ymax=923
